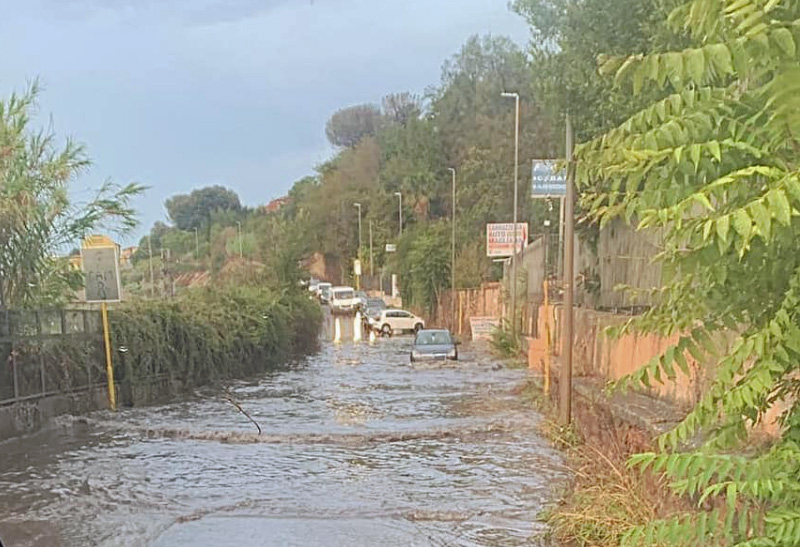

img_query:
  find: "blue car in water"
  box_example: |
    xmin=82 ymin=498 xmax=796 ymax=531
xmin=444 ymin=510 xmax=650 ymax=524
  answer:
xmin=410 ymin=329 xmax=458 ymax=362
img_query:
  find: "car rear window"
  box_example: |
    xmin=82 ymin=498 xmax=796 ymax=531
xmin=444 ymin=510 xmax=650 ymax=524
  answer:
xmin=415 ymin=331 xmax=452 ymax=345
xmin=334 ymin=290 xmax=354 ymax=299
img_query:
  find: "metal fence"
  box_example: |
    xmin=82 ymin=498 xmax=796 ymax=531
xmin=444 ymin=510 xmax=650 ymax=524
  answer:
xmin=0 ymin=308 xmax=107 ymax=405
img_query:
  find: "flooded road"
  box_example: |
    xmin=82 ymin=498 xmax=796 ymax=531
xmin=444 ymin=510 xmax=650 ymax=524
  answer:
xmin=0 ymin=316 xmax=566 ymax=546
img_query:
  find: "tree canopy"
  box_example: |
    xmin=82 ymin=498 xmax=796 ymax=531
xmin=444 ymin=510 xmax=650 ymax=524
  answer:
xmin=0 ymin=83 xmax=144 ymax=308
xmin=324 ymin=103 xmax=383 ymax=148
xmin=165 ymin=185 xmax=241 ymax=232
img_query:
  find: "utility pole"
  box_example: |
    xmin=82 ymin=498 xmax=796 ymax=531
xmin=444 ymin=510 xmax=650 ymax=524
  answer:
xmin=193 ymin=227 xmax=200 ymax=260
xmin=560 ymin=114 xmax=576 ymax=427
xmin=354 ymin=203 xmax=362 ymax=290
xmin=394 ymin=192 xmax=403 ymax=236
xmin=369 ymin=220 xmax=374 ymax=278
xmin=147 ymin=235 xmax=155 ymax=298
xmin=501 ymin=91 xmax=521 ymax=336
xmin=448 ymin=168 xmax=457 ymax=330
xmin=236 ymin=222 xmax=243 ymax=259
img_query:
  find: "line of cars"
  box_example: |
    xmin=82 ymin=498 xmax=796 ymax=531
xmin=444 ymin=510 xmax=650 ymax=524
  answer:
xmin=306 ymin=278 xmax=459 ymax=362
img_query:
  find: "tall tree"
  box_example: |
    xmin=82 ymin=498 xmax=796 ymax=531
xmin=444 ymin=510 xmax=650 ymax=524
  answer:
xmin=578 ymin=0 xmax=800 ymax=544
xmin=165 ymin=185 xmax=241 ymax=231
xmin=0 ymin=84 xmax=143 ymax=308
xmin=512 ymin=0 xmax=669 ymax=141
xmin=381 ymin=92 xmax=421 ymax=126
xmin=325 ymin=104 xmax=383 ymax=148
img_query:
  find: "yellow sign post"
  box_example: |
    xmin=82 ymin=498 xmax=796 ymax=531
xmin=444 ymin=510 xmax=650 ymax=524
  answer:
xmin=81 ymin=236 xmax=121 ymax=411
xmin=101 ymin=302 xmax=116 ymax=411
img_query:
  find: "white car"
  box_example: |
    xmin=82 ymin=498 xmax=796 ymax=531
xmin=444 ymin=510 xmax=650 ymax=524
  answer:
xmin=330 ymin=286 xmax=359 ymax=314
xmin=370 ymin=309 xmax=425 ymax=336
xmin=316 ymin=282 xmax=332 ymax=301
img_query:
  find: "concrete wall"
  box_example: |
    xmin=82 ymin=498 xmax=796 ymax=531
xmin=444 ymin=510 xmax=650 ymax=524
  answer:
xmin=0 ymin=387 xmax=108 ymax=440
xmin=528 ymin=305 xmax=707 ymax=409
xmin=528 ymin=304 xmax=789 ymax=435
xmin=0 ymin=375 xmax=181 ymax=442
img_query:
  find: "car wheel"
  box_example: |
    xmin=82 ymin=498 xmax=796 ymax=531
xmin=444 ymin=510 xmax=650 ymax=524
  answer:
xmin=381 ymin=324 xmax=393 ymax=337
xmin=414 ymin=323 xmax=423 ymax=333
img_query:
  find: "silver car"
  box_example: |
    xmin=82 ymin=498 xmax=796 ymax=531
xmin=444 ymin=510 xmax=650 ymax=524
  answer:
xmin=410 ymin=329 xmax=458 ymax=362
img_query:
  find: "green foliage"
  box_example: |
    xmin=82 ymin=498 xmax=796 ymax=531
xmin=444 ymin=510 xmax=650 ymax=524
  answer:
xmin=0 ymin=82 xmax=145 ymax=308
xmin=165 ymin=185 xmax=241 ymax=232
xmin=490 ymin=319 xmax=524 ymax=357
xmin=324 ymin=103 xmax=383 ymax=148
xmin=576 ymin=0 xmax=800 ymax=544
xmin=111 ymin=285 xmax=321 ymax=395
xmin=381 ymin=92 xmax=421 ymax=126
xmin=392 ymin=222 xmax=451 ymax=314
xmin=512 ymin=0 xmax=672 ymax=142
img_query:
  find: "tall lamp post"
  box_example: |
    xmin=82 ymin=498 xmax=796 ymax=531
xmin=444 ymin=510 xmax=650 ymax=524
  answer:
xmin=236 ymin=221 xmax=243 ymax=259
xmin=394 ymin=192 xmax=403 ymax=236
xmin=447 ymin=168 xmax=457 ymax=331
xmin=354 ymin=202 xmax=363 ymax=289
xmin=501 ymin=91 xmax=521 ymax=336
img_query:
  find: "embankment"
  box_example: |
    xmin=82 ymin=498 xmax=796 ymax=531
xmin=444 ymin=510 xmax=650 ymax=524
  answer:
xmin=0 ymin=287 xmax=322 ymax=441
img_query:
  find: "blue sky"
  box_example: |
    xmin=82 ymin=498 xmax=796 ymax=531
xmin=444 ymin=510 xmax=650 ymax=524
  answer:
xmin=1 ymin=0 xmax=529 ymax=242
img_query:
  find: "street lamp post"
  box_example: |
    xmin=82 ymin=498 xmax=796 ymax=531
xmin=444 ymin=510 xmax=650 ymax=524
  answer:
xmin=501 ymin=91 xmax=521 ymax=336
xmin=394 ymin=192 xmax=403 ymax=236
xmin=448 ymin=168 xmax=457 ymax=331
xmin=147 ymin=235 xmax=155 ymax=297
xmin=353 ymin=203 xmax=363 ymax=255
xmin=236 ymin=222 xmax=243 ymax=259
xmin=354 ymin=203 xmax=363 ymax=290
xmin=369 ymin=220 xmax=374 ymax=277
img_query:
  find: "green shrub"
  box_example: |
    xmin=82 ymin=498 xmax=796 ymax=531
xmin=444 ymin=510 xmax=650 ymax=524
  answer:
xmin=110 ymin=286 xmax=321 ymax=400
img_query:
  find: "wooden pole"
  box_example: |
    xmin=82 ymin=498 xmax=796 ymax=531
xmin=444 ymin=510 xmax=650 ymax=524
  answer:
xmin=559 ymin=115 xmax=575 ymax=426
xmin=543 ymin=278 xmax=551 ymax=397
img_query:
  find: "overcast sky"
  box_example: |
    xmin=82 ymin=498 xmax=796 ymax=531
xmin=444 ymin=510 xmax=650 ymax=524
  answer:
xmin=1 ymin=0 xmax=528 ymax=242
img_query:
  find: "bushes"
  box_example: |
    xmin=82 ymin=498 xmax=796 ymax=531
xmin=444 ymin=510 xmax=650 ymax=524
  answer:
xmin=110 ymin=286 xmax=321 ymax=399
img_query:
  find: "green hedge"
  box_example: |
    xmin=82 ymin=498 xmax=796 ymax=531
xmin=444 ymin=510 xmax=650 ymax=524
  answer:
xmin=110 ymin=286 xmax=322 ymax=400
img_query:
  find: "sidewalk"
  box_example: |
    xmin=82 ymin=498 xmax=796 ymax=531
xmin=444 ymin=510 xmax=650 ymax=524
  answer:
xmin=532 ymin=355 xmax=687 ymax=451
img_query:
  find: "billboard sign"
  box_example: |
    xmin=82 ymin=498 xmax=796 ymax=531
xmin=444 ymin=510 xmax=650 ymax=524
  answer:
xmin=532 ymin=159 xmax=567 ymax=196
xmin=82 ymin=246 xmax=122 ymax=302
xmin=486 ymin=223 xmax=528 ymax=257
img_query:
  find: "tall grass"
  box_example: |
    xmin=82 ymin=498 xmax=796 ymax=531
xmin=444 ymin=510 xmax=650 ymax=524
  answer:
xmin=110 ymin=286 xmax=321 ymax=400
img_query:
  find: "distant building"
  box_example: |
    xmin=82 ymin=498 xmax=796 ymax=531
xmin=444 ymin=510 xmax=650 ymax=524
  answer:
xmin=261 ymin=196 xmax=291 ymax=214
xmin=119 ymin=246 xmax=138 ymax=270
xmin=69 ymin=235 xmax=121 ymax=270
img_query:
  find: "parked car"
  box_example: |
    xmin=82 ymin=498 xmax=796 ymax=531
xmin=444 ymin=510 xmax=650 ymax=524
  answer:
xmin=319 ymin=284 xmax=332 ymax=304
xmin=369 ymin=309 xmax=424 ymax=336
xmin=361 ymin=297 xmax=387 ymax=328
xmin=354 ymin=290 xmax=368 ymax=310
xmin=410 ymin=329 xmax=458 ymax=362
xmin=363 ymin=297 xmax=386 ymax=318
xmin=330 ymin=286 xmax=359 ymax=314
xmin=316 ymin=282 xmax=332 ymax=301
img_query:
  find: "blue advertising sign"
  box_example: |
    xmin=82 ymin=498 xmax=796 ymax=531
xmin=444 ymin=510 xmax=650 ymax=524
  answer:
xmin=531 ymin=160 xmax=567 ymax=197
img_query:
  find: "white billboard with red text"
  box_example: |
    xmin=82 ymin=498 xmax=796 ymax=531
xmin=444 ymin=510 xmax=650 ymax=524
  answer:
xmin=486 ymin=223 xmax=528 ymax=257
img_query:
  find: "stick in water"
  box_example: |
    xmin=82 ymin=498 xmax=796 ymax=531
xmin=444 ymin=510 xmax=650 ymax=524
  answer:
xmin=223 ymin=390 xmax=262 ymax=435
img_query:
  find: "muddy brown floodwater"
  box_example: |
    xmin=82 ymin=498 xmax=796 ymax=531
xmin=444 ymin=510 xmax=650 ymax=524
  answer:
xmin=0 ymin=314 xmax=567 ymax=546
